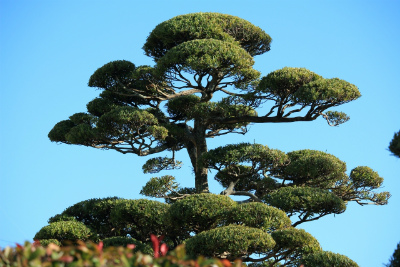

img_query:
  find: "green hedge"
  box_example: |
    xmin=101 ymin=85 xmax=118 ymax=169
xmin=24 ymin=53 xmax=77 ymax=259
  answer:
xmin=34 ymin=221 xmax=97 ymax=244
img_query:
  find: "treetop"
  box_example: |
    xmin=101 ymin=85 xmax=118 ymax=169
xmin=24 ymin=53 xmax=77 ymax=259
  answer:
xmin=143 ymin=12 xmax=272 ymax=60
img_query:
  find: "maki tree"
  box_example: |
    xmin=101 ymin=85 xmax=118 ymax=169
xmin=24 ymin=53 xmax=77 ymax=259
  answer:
xmin=39 ymin=13 xmax=390 ymax=266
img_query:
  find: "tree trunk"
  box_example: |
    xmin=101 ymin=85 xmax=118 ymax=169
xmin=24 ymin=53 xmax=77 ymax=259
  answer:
xmin=185 ymin=121 xmax=209 ymax=193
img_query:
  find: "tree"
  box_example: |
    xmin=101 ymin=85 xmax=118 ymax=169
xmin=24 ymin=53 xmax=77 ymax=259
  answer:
xmin=385 ymin=242 xmax=400 ymax=267
xmin=39 ymin=13 xmax=390 ymax=266
xmin=389 ymin=130 xmax=400 ymax=158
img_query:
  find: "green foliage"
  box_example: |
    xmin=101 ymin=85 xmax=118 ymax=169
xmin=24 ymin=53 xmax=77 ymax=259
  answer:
xmin=300 ymin=251 xmax=359 ymax=267
xmin=385 ymin=242 xmax=400 ymax=267
xmin=294 ymin=78 xmax=361 ymax=105
xmin=389 ymin=130 xmax=400 ymax=158
xmin=142 ymin=158 xmax=183 ymax=174
xmin=48 ymin=197 xmax=121 ymax=239
xmin=258 ymin=67 xmax=322 ymax=99
xmin=144 ymin=12 xmax=272 ymax=60
xmin=34 ymin=221 xmax=97 ymax=244
xmin=88 ymin=60 xmax=136 ymax=89
xmin=350 ymin=166 xmax=383 ymax=189
xmin=156 ymin=39 xmax=260 ymax=85
xmin=168 ymin=194 xmax=236 ymax=234
xmin=97 ymin=106 xmax=168 ymax=140
xmin=140 ymin=175 xmax=180 ymax=198
xmin=65 ymin=123 xmax=97 ymax=145
xmin=86 ymin=97 xmax=118 ymax=117
xmin=324 ymin=111 xmax=350 ymax=126
xmin=278 ymin=149 xmax=347 ymax=187
xmin=271 ymin=228 xmax=321 ymax=256
xmin=164 ymin=187 xmax=197 ymax=204
xmin=204 ymin=143 xmax=288 ymax=180
xmin=166 ymin=95 xmax=202 ymax=120
xmin=264 ymin=186 xmax=346 ymax=222
xmin=102 ymin=236 xmax=153 ymax=254
xmin=110 ymin=199 xmax=169 ymax=241
xmin=36 ymin=239 xmax=61 ymax=246
xmin=185 ymin=225 xmax=275 ymax=259
xmin=48 ymin=120 xmax=75 ymax=142
xmin=225 ymin=202 xmax=291 ymax=233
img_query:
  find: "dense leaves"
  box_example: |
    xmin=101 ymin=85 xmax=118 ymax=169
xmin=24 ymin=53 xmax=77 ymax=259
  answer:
xmin=140 ymin=175 xmax=180 ymax=198
xmin=294 ymin=78 xmax=361 ymax=105
xmin=278 ymin=149 xmax=347 ymax=187
xmin=144 ymin=12 xmax=272 ymax=60
xmin=48 ymin=197 xmax=120 ymax=238
xmin=110 ymin=199 xmax=170 ymax=241
xmin=34 ymin=221 xmax=97 ymax=244
xmin=300 ymin=251 xmax=359 ymax=267
xmin=185 ymin=225 xmax=275 ymax=260
xmin=168 ymin=194 xmax=236 ymax=234
xmin=156 ymin=39 xmax=260 ymax=86
xmin=271 ymin=228 xmax=321 ymax=263
xmin=48 ymin=120 xmax=76 ymax=142
xmin=258 ymin=67 xmax=322 ymax=99
xmin=225 ymin=202 xmax=291 ymax=232
xmin=264 ymin=187 xmax=346 ymax=226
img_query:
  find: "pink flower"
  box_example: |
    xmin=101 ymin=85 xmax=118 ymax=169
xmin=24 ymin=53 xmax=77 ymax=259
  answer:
xmin=127 ymin=244 xmax=136 ymax=250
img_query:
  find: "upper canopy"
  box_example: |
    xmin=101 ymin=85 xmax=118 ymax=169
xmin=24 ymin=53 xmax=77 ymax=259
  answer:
xmin=143 ymin=12 xmax=272 ymax=60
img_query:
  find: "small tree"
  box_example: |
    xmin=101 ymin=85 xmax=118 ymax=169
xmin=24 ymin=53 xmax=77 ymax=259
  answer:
xmin=38 ymin=13 xmax=390 ymax=266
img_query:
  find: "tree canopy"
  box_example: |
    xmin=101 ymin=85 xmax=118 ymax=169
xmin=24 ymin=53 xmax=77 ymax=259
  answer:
xmin=40 ymin=12 xmax=390 ymax=266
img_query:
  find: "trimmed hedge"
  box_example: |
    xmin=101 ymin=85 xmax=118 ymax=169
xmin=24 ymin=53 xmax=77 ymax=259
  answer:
xmin=185 ymin=225 xmax=275 ymax=259
xmin=168 ymin=194 xmax=236 ymax=234
xmin=34 ymin=221 xmax=97 ymax=244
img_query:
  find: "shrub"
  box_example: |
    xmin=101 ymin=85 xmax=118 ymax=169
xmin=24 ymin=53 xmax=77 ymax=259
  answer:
xmin=110 ymin=199 xmax=170 ymax=241
xmin=185 ymin=225 xmax=275 ymax=260
xmin=34 ymin=221 xmax=97 ymax=244
xmin=300 ymin=251 xmax=359 ymax=267
xmin=168 ymin=194 xmax=237 ymax=234
xmin=48 ymin=197 xmax=122 ymax=239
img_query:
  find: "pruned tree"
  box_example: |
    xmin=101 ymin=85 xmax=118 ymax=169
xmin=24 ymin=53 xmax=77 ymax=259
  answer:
xmin=40 ymin=13 xmax=390 ymax=266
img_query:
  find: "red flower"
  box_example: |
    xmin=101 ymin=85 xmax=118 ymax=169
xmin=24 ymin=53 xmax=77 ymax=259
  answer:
xmin=97 ymin=241 xmax=103 ymax=252
xmin=150 ymin=234 xmax=168 ymax=258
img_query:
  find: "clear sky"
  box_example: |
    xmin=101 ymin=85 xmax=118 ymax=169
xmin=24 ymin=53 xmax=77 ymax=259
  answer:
xmin=1 ymin=1 xmax=399 ymax=266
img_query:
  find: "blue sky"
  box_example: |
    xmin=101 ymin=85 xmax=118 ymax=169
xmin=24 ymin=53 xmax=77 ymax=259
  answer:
xmin=1 ymin=1 xmax=399 ymax=266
